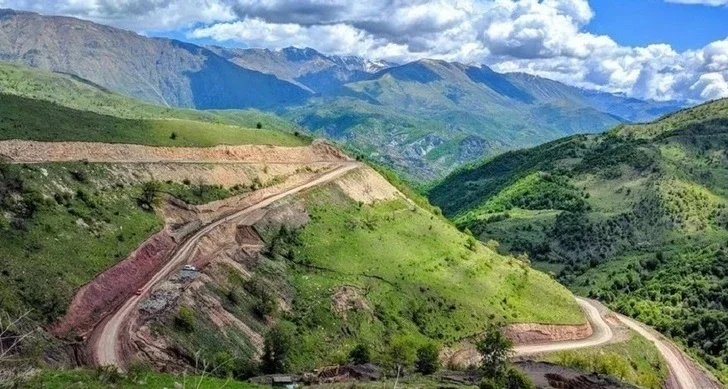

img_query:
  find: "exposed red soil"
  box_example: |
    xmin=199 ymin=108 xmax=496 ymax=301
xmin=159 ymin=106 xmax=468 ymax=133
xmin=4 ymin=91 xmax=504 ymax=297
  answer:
xmin=504 ymin=322 xmax=593 ymax=345
xmin=50 ymin=231 xmax=177 ymax=338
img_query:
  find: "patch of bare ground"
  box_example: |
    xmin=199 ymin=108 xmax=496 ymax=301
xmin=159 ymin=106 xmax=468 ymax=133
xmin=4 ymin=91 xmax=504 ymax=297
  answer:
xmin=0 ymin=139 xmax=350 ymax=164
xmin=504 ymin=322 xmax=592 ymax=345
xmin=331 ymin=286 xmax=372 ymax=319
xmin=440 ymin=323 xmax=596 ymax=370
xmin=106 ymin=162 xmax=339 ymax=188
xmin=333 ymin=167 xmax=402 ymax=204
xmin=50 ymin=231 xmax=178 ymax=338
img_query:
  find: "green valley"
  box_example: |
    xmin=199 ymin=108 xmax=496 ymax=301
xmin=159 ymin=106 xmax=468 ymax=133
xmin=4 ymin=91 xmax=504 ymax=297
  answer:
xmin=0 ymin=62 xmax=595 ymax=389
xmin=429 ymin=98 xmax=728 ymax=383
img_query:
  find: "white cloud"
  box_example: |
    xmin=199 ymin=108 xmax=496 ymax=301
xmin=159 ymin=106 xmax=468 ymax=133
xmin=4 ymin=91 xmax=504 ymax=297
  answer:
xmin=2 ymin=0 xmax=728 ymax=102
xmin=3 ymin=0 xmax=237 ymax=31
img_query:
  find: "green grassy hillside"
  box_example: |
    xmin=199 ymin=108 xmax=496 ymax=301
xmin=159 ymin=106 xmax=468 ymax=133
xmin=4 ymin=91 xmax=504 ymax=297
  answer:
xmin=0 ymin=160 xmax=583 ymax=381
xmin=428 ymin=98 xmax=728 ymax=382
xmin=0 ymin=62 xmax=306 ymax=147
xmin=277 ymin=182 xmax=582 ymax=369
xmin=130 ymin=168 xmax=582 ymax=376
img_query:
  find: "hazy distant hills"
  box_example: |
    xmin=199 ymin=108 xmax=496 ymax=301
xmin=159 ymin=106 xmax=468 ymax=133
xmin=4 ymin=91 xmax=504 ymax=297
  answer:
xmin=287 ymin=60 xmax=680 ymax=179
xmin=0 ymin=8 xmax=685 ymax=180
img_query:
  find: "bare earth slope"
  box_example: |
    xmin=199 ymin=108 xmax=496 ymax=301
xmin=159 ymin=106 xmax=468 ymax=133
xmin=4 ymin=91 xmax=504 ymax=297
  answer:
xmin=91 ymin=163 xmax=360 ymax=367
xmin=0 ymin=139 xmax=349 ymax=164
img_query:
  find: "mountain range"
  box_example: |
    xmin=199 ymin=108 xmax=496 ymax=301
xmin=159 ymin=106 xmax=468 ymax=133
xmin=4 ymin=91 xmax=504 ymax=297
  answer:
xmin=0 ymin=8 xmax=684 ymax=180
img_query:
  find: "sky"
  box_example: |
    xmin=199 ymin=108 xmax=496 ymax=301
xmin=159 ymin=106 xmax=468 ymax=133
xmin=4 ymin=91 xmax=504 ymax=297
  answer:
xmin=2 ymin=0 xmax=728 ymax=102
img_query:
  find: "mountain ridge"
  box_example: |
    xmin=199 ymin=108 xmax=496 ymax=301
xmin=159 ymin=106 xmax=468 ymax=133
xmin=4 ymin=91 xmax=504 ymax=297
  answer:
xmin=0 ymin=8 xmax=311 ymax=109
xmin=0 ymin=8 xmax=685 ymax=180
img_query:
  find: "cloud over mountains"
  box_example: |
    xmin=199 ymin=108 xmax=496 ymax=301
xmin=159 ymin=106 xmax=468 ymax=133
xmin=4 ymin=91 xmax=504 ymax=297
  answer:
xmin=3 ymin=0 xmax=727 ymax=102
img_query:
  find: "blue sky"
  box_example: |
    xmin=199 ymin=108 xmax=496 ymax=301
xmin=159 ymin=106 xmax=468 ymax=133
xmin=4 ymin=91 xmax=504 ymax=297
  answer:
xmin=587 ymin=0 xmax=728 ymax=51
xmin=3 ymin=0 xmax=728 ymax=101
xmin=159 ymin=0 xmax=728 ymax=53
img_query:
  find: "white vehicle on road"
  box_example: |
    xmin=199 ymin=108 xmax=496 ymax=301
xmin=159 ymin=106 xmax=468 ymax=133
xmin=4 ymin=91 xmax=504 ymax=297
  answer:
xmin=182 ymin=265 xmax=197 ymax=271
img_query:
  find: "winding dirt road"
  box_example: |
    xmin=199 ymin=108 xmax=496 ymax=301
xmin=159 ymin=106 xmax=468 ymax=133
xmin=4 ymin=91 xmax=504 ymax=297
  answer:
xmin=514 ymin=297 xmax=720 ymax=389
xmin=514 ymin=297 xmax=612 ymax=356
xmin=92 ymin=162 xmax=360 ymax=367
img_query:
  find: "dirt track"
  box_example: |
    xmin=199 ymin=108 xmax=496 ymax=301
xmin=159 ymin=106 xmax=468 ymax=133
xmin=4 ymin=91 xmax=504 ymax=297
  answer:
xmin=91 ymin=162 xmax=360 ymax=367
xmin=515 ymin=298 xmax=720 ymax=389
xmin=613 ymin=313 xmax=722 ymax=389
xmin=514 ymin=298 xmax=612 ymax=356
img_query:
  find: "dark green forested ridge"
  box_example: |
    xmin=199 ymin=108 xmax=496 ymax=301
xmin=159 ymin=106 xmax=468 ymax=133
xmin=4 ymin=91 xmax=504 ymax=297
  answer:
xmin=428 ymin=98 xmax=728 ymax=383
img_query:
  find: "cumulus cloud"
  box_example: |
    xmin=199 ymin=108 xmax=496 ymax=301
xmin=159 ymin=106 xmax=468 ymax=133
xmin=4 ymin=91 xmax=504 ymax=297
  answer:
xmin=2 ymin=0 xmax=236 ymax=31
xmin=2 ymin=0 xmax=728 ymax=102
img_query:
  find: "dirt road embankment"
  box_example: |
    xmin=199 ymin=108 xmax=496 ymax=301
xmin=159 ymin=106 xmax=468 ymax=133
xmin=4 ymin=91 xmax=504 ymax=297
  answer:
xmin=0 ymin=139 xmax=350 ymax=164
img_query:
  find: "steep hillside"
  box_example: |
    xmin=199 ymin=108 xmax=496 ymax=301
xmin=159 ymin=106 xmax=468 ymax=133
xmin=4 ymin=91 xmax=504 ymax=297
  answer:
xmin=0 ymin=152 xmax=584 ymax=379
xmin=284 ymin=60 xmax=679 ymax=180
xmin=429 ymin=98 xmax=728 ymax=382
xmin=0 ymin=62 xmax=307 ymax=147
xmin=0 ymin=78 xmax=588 ymax=385
xmin=0 ymin=9 xmax=309 ymax=109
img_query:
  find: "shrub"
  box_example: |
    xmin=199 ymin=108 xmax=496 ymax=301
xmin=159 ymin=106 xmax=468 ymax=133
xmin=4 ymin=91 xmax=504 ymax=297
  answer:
xmin=170 ymin=132 xmax=178 ymax=140
xmin=70 ymin=170 xmax=87 ymax=182
xmin=504 ymin=367 xmax=535 ymax=389
xmin=233 ymin=358 xmax=260 ymax=380
xmin=256 ymin=122 xmax=263 ymax=129
xmin=212 ymin=351 xmax=234 ymax=378
xmin=252 ymin=294 xmax=277 ymax=319
xmin=349 ymin=343 xmax=371 ymax=365
xmin=94 ymin=366 xmax=123 ymax=385
xmin=262 ymin=324 xmax=293 ymax=374
xmin=175 ymin=306 xmax=195 ymax=332
xmin=415 ymin=343 xmax=440 ymax=375
xmin=388 ymin=336 xmax=417 ymax=368
xmin=479 ymin=378 xmax=500 ymax=389
xmin=138 ymin=181 xmax=161 ymax=211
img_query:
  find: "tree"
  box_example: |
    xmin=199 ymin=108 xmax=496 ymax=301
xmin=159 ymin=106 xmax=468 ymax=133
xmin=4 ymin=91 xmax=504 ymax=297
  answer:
xmin=414 ymin=343 xmax=440 ymax=375
xmin=261 ymin=324 xmax=292 ymax=374
xmin=170 ymin=132 xmax=178 ymax=140
xmin=256 ymin=122 xmax=263 ymax=129
xmin=138 ymin=181 xmax=161 ymax=211
xmin=349 ymin=343 xmax=371 ymax=364
xmin=476 ymin=324 xmax=512 ymax=379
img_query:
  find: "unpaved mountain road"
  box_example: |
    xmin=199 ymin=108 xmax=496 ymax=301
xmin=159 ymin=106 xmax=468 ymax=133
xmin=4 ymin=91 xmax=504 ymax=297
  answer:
xmin=614 ymin=313 xmax=721 ymax=389
xmin=91 ymin=162 xmax=360 ymax=368
xmin=514 ymin=297 xmax=613 ymax=356
xmin=515 ymin=297 xmax=720 ymax=389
